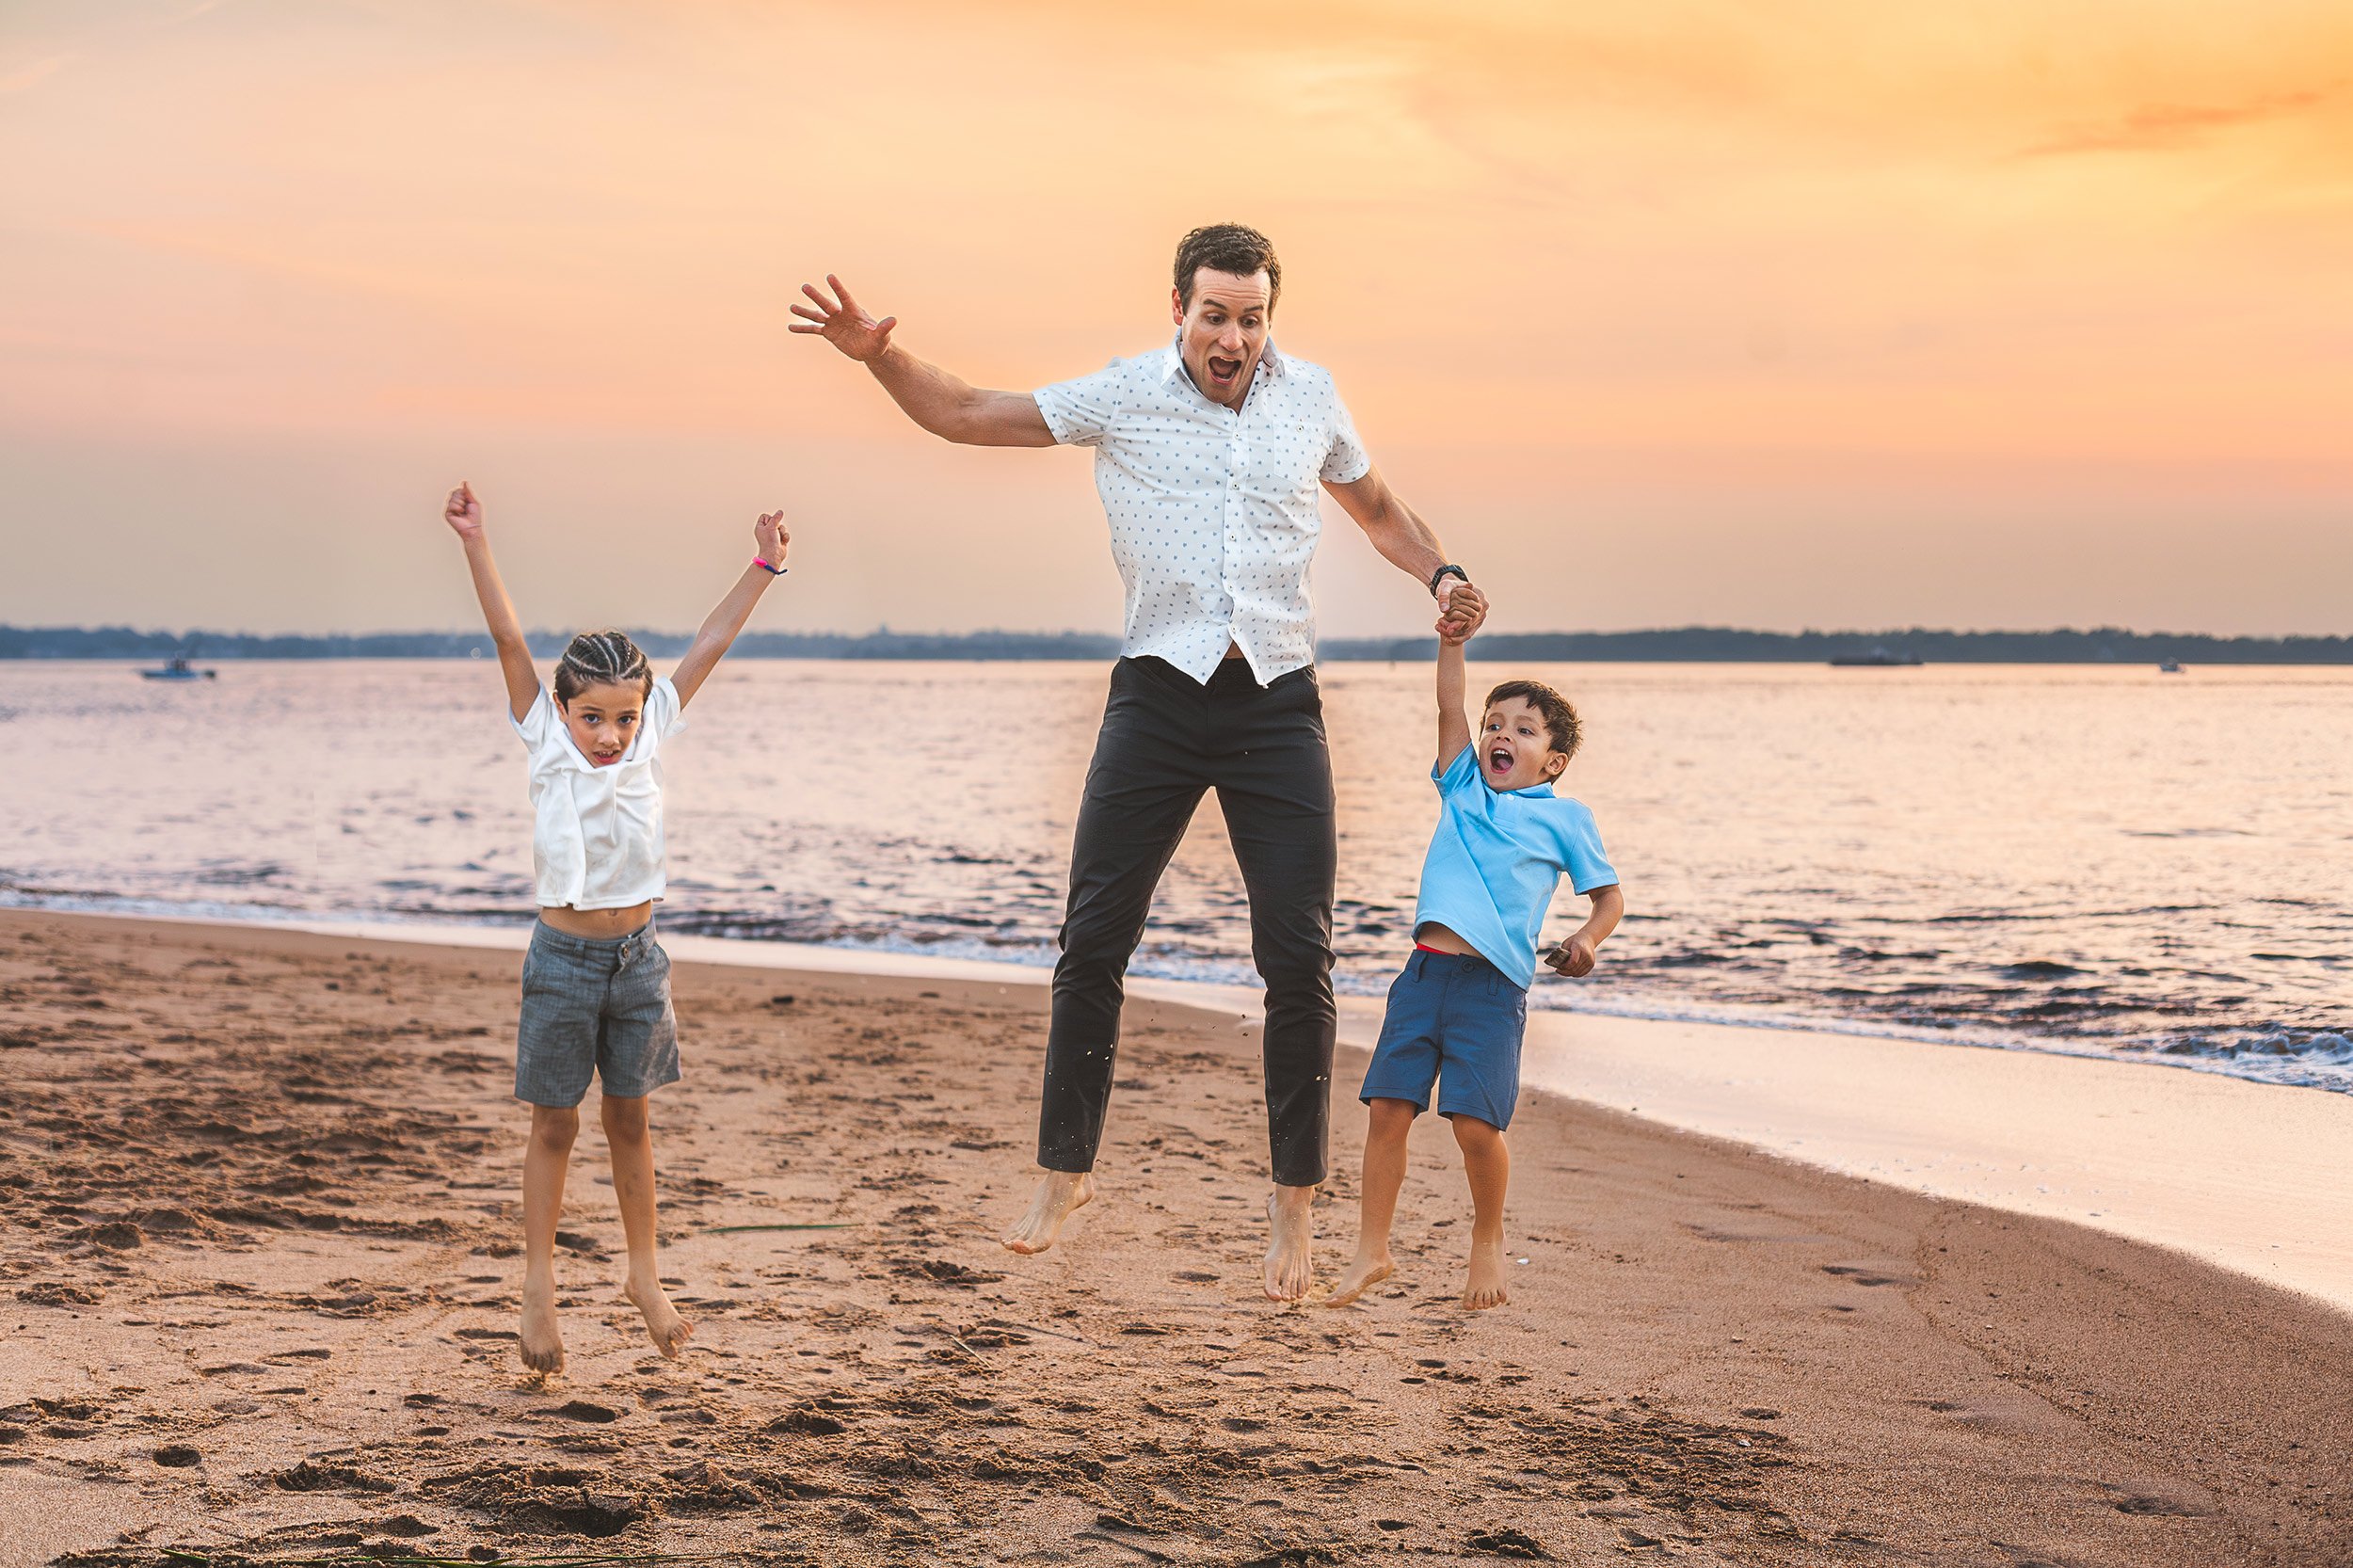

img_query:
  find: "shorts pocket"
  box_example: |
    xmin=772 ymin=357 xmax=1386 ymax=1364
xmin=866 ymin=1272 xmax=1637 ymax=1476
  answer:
xmin=520 ymin=937 xmax=552 ymax=996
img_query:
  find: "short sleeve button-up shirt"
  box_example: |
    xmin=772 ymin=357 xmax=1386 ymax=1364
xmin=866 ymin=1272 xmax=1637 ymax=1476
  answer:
xmin=1032 ymin=338 xmax=1371 ymax=684
xmin=511 ymin=675 xmax=685 ymax=911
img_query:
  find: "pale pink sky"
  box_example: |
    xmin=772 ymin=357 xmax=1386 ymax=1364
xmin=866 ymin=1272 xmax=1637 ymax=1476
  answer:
xmin=3 ymin=0 xmax=2348 ymax=638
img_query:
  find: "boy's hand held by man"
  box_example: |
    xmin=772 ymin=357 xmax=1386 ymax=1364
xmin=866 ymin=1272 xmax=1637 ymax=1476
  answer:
xmin=1436 ymin=580 xmax=1488 ymax=640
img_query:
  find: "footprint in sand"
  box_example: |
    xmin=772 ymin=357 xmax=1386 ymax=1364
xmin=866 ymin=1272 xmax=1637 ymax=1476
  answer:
xmin=549 ymin=1400 xmax=622 ymax=1423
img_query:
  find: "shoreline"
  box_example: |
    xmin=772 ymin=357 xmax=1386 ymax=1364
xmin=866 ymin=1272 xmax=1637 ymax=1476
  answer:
xmin=13 ymin=888 xmax=2342 ymax=1092
xmin=33 ymin=903 xmax=2353 ymax=1319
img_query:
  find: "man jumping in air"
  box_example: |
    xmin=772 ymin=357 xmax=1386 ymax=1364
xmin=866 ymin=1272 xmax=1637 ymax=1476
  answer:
xmin=794 ymin=224 xmax=1488 ymax=1300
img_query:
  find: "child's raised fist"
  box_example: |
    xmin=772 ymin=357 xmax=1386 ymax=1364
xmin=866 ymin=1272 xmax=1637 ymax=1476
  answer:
xmin=754 ymin=508 xmax=789 ymax=566
xmin=444 ymin=482 xmax=484 ymax=538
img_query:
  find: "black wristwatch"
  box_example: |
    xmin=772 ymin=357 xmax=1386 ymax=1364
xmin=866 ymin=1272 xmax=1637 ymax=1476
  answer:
xmin=1429 ymin=564 xmax=1469 ymax=598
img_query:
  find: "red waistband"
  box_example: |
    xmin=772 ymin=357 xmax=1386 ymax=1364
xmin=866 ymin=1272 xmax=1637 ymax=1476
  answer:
xmin=1414 ymin=941 xmax=1453 ymax=955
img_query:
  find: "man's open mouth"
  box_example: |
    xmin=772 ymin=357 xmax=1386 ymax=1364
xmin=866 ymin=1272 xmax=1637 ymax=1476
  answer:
xmin=1208 ymin=356 xmax=1241 ymax=382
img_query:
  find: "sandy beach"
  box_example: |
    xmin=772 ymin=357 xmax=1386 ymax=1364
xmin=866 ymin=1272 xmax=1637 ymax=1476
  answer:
xmin=4 ymin=910 xmax=2350 ymax=1565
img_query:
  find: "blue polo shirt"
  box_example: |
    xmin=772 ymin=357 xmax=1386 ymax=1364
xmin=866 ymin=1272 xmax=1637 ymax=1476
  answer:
xmin=1412 ymin=744 xmax=1618 ymax=990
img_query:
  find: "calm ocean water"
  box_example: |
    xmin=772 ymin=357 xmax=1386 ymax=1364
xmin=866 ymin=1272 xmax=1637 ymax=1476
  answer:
xmin=7 ymin=659 xmax=2348 ymax=1092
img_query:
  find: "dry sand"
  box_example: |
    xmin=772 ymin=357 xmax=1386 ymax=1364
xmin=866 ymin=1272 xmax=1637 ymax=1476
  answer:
xmin=2 ymin=909 xmax=2348 ymax=1565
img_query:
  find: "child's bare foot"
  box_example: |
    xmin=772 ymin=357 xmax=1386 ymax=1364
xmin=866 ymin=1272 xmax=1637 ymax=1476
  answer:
xmin=624 ymin=1272 xmax=693 ymax=1358
xmin=520 ymin=1272 xmax=565 ymax=1374
xmin=1264 ymin=1186 xmax=1316 ymax=1302
xmin=1002 ymin=1171 xmax=1094 ymax=1255
xmin=1464 ymin=1235 xmax=1511 ymax=1310
xmin=1322 ymin=1254 xmax=1395 ymax=1307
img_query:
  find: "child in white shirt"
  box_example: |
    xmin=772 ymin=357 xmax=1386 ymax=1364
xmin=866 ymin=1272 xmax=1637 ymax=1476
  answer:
xmin=443 ymin=481 xmax=788 ymax=1376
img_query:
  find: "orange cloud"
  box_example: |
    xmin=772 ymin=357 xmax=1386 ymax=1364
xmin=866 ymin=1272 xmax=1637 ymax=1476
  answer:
xmin=2021 ymin=83 xmax=2344 ymax=156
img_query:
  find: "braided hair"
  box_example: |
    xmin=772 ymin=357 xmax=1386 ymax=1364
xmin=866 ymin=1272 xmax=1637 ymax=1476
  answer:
xmin=552 ymin=629 xmax=652 ymax=706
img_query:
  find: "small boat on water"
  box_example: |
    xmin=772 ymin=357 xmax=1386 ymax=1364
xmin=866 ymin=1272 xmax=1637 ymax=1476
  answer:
xmin=1829 ymin=647 xmax=1924 ymax=667
xmin=2158 ymin=660 xmax=2184 ymax=674
xmin=138 ymin=655 xmax=216 ymax=681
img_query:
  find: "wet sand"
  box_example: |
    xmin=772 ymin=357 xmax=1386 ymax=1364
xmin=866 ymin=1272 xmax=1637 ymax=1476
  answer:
xmin=1508 ymin=1004 xmax=2353 ymax=1307
xmin=3 ymin=909 xmax=2348 ymax=1565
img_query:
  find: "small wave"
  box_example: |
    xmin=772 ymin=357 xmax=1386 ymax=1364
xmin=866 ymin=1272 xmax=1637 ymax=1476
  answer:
xmin=1920 ymin=904 xmax=2210 ymax=925
xmin=1998 ymin=960 xmax=2090 ymax=980
xmin=2157 ymin=1029 xmax=2353 ymax=1077
xmin=194 ymin=862 xmax=289 ymax=887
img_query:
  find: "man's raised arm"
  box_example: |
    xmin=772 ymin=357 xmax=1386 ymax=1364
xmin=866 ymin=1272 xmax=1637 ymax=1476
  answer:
xmin=1325 ymin=466 xmax=1490 ymax=641
xmin=792 ymin=274 xmax=1055 ymax=448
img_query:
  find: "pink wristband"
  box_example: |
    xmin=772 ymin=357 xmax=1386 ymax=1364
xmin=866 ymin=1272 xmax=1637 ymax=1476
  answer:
xmin=754 ymin=556 xmax=787 ymax=576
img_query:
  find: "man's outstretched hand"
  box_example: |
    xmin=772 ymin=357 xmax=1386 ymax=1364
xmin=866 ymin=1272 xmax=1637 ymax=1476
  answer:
xmin=1436 ymin=580 xmax=1489 ymax=641
xmin=790 ymin=274 xmax=897 ymax=362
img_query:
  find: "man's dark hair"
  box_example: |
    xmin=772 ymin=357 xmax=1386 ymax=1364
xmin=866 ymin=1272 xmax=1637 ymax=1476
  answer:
xmin=1174 ymin=224 xmax=1281 ymax=312
xmin=1484 ymin=679 xmax=1582 ymax=763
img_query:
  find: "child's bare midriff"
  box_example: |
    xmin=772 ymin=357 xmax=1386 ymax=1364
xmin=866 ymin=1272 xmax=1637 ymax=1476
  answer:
xmin=541 ymin=902 xmax=655 ymax=940
xmin=1412 ymin=920 xmax=1478 ymax=956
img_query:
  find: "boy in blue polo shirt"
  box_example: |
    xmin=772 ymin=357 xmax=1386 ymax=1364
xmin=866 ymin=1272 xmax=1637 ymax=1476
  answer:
xmin=1325 ymin=620 xmax=1625 ymax=1311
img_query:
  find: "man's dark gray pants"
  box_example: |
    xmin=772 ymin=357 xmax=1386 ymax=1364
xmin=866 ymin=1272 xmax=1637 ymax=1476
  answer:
xmin=1037 ymin=655 xmax=1338 ymax=1188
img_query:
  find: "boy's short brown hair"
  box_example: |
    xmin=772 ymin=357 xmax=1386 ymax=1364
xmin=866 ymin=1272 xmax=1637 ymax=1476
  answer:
xmin=1484 ymin=679 xmax=1581 ymax=762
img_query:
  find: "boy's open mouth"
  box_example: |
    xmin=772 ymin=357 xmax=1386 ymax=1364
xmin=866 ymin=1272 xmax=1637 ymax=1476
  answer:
xmin=1487 ymin=746 xmax=1513 ymax=776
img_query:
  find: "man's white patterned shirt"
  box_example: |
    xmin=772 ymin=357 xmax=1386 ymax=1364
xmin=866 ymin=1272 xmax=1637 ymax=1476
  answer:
xmin=1033 ymin=339 xmax=1370 ymax=683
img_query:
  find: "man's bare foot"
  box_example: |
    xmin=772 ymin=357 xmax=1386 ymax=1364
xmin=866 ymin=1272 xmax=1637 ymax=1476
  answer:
xmin=624 ymin=1272 xmax=693 ymax=1358
xmin=1002 ymin=1170 xmax=1094 ymax=1255
xmin=1464 ymin=1235 xmax=1511 ymax=1310
xmin=1321 ymin=1254 xmax=1395 ymax=1308
xmin=1264 ymin=1185 xmax=1316 ymax=1302
xmin=520 ymin=1272 xmax=565 ymax=1374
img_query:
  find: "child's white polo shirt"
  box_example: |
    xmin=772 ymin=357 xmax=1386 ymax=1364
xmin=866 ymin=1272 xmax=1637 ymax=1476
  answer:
xmin=511 ymin=675 xmax=685 ymax=911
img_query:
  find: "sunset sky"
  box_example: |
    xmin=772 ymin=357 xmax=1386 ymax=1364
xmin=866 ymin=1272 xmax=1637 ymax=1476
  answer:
xmin=4 ymin=0 xmax=2348 ymax=639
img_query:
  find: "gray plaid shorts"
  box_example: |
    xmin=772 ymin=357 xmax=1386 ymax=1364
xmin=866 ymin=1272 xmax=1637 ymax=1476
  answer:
xmin=515 ymin=919 xmax=681 ymax=1107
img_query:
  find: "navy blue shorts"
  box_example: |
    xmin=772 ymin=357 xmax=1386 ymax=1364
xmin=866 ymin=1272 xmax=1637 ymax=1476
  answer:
xmin=1359 ymin=949 xmax=1528 ymax=1130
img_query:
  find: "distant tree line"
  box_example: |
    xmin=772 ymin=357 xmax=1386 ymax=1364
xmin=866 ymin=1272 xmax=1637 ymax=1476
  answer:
xmin=1321 ymin=628 xmax=2353 ymax=664
xmin=0 ymin=626 xmax=1125 ymax=662
xmin=5 ymin=623 xmax=2348 ymax=664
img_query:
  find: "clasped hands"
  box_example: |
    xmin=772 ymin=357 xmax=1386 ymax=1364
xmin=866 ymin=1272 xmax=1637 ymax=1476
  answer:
xmin=1437 ymin=579 xmax=1489 ymax=643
